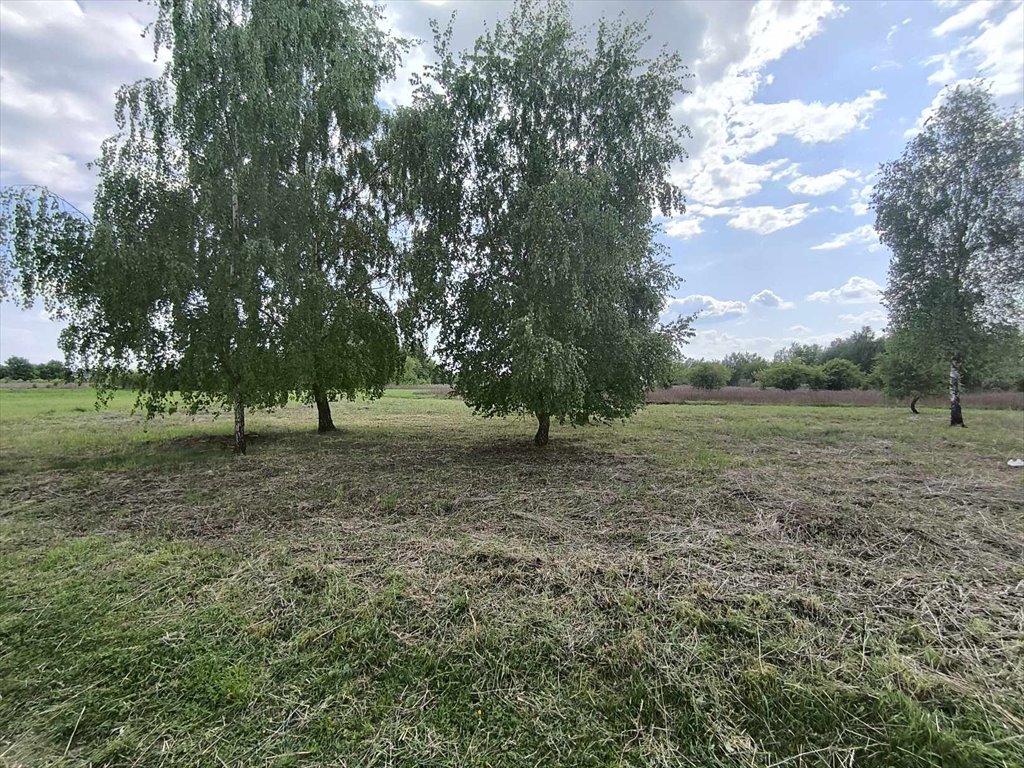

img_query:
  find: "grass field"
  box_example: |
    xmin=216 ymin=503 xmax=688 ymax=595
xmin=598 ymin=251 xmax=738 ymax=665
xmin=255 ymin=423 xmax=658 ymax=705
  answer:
xmin=1 ymin=388 xmax=1022 ymax=767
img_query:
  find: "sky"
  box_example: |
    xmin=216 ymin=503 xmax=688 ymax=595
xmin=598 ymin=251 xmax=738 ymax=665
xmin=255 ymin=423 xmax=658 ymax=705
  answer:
xmin=0 ymin=0 xmax=1021 ymax=363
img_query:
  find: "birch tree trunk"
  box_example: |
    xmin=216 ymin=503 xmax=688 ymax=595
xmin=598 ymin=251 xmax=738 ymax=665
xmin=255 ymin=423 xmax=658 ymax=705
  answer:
xmin=534 ymin=413 xmax=550 ymax=447
xmin=233 ymin=385 xmax=247 ymax=454
xmin=949 ymin=361 xmax=965 ymax=427
xmin=313 ymin=385 xmax=336 ymax=433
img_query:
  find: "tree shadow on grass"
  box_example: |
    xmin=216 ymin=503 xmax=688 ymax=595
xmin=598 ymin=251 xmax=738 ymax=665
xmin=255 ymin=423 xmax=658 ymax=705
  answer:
xmin=3 ymin=420 xmax=669 ymax=553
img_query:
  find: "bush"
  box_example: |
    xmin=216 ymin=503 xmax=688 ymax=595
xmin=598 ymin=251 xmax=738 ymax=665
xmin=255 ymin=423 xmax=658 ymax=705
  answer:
xmin=805 ymin=366 xmax=828 ymax=391
xmin=819 ymin=359 xmax=864 ymax=390
xmin=758 ymin=362 xmax=809 ymax=391
xmin=688 ymin=362 xmax=730 ymax=390
xmin=722 ymin=352 xmax=767 ymax=386
xmin=667 ymin=361 xmax=691 ymax=386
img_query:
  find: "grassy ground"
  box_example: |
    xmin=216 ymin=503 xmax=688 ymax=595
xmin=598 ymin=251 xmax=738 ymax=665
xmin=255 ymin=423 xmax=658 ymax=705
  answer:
xmin=1 ymin=388 xmax=1022 ymax=767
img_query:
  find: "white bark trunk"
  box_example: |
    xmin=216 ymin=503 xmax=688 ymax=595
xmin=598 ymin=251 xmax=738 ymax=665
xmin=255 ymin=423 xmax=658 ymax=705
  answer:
xmin=949 ymin=361 xmax=965 ymax=427
xmin=233 ymin=386 xmax=246 ymax=454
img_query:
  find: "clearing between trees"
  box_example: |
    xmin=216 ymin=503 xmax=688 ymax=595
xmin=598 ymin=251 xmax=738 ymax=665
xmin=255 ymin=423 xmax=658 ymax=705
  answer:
xmin=1 ymin=388 xmax=1022 ymax=767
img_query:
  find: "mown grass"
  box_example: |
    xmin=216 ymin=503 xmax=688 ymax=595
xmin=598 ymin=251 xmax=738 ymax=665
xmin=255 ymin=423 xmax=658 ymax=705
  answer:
xmin=1 ymin=388 xmax=1022 ymax=766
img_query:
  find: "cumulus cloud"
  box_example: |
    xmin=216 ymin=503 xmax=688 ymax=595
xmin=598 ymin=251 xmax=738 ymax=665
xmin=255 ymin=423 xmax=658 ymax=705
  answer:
xmin=680 ymin=158 xmax=789 ymax=207
xmin=676 ymin=2 xmax=860 ymax=207
xmin=0 ymin=1 xmax=163 ymax=208
xmin=749 ymin=289 xmax=794 ymax=310
xmin=666 ymin=295 xmax=748 ymax=320
xmin=806 ymin=276 xmax=884 ymax=304
xmin=933 ymin=1 xmax=1002 ymax=36
xmin=727 ymin=204 xmax=815 ymax=235
xmin=839 ymin=309 xmax=888 ymax=326
xmin=663 ymin=217 xmax=703 ymax=239
xmin=913 ymin=2 xmax=1024 ymax=136
xmin=810 ymin=224 xmax=880 ymax=251
xmin=849 ymin=178 xmax=876 ymax=216
xmin=788 ymin=168 xmax=860 ymax=196
xmin=728 ymin=90 xmax=886 ymax=157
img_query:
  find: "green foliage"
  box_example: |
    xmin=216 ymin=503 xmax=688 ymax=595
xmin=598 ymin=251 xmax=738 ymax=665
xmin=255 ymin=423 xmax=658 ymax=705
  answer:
xmin=667 ymin=360 xmax=692 ymax=386
xmin=388 ymin=0 xmax=692 ymax=438
xmin=969 ymin=325 xmax=1024 ymax=391
xmin=819 ymin=359 xmax=865 ymax=391
xmin=773 ymin=342 xmax=823 ymax=366
xmin=877 ymin=332 xmax=946 ymax=400
xmin=875 ymin=83 xmax=1023 ymax=382
xmin=722 ymin=352 xmax=768 ymax=386
xmin=805 ymin=365 xmax=828 ymax=391
xmin=400 ymin=350 xmax=447 ymax=385
xmin=821 ymin=326 xmax=886 ymax=374
xmin=1 ymin=355 xmax=36 ymax=381
xmin=35 ymin=359 xmax=68 ymax=381
xmin=689 ymin=362 xmax=730 ymax=391
xmin=759 ymin=362 xmax=810 ymax=391
xmin=0 ymin=0 xmax=407 ymax=449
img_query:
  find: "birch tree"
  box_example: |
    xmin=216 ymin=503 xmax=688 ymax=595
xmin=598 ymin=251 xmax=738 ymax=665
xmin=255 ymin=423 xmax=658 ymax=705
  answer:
xmin=386 ymin=0 xmax=692 ymax=446
xmin=873 ymin=84 xmax=1023 ymax=427
xmin=1 ymin=0 xmax=405 ymax=450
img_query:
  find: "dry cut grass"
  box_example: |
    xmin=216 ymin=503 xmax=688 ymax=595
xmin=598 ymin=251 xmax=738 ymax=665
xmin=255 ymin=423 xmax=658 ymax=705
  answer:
xmin=1 ymin=389 xmax=1022 ymax=767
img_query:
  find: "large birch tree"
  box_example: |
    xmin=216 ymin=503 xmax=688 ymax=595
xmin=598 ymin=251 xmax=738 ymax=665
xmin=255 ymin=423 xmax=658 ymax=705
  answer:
xmin=1 ymin=0 xmax=405 ymax=451
xmin=873 ymin=83 xmax=1023 ymax=427
xmin=386 ymin=0 xmax=692 ymax=446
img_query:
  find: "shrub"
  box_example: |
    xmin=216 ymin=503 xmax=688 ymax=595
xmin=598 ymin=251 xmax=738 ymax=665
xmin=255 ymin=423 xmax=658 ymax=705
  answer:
xmin=805 ymin=366 xmax=828 ymax=391
xmin=758 ymin=362 xmax=809 ymax=391
xmin=667 ymin=361 xmax=691 ymax=386
xmin=688 ymin=362 xmax=730 ymax=390
xmin=722 ymin=352 xmax=768 ymax=386
xmin=819 ymin=359 xmax=864 ymax=390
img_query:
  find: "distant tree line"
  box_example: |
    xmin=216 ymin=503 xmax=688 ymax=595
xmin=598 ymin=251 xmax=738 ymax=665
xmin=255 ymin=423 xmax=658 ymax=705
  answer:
xmin=668 ymin=324 xmax=1024 ymax=405
xmin=0 ymin=356 xmax=70 ymax=382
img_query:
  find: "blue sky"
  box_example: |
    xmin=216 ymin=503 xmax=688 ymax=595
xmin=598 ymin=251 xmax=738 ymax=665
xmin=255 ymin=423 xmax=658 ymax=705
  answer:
xmin=1 ymin=0 xmax=1021 ymax=362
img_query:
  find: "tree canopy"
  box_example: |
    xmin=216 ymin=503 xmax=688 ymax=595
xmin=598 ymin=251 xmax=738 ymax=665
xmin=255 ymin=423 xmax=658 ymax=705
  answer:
xmin=386 ymin=0 xmax=692 ymax=445
xmin=874 ymin=83 xmax=1023 ymax=426
xmin=1 ymin=0 xmax=407 ymax=450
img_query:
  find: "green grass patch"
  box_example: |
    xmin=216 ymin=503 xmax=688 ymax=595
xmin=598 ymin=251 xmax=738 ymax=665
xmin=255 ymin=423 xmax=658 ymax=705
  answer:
xmin=1 ymin=389 xmax=1022 ymax=765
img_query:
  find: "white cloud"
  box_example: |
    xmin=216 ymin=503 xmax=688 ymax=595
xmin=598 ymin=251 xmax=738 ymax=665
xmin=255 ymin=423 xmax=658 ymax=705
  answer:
xmin=849 ymin=178 xmax=876 ymax=216
xmin=728 ymin=90 xmax=886 ymax=157
xmin=965 ymin=3 xmax=1024 ymax=98
xmin=666 ymin=294 xmax=748 ymax=319
xmin=933 ymin=1 xmax=1002 ymax=36
xmin=839 ymin=309 xmax=888 ymax=326
xmin=807 ymin=276 xmax=884 ymax=304
xmin=872 ymin=59 xmax=902 ymax=72
xmin=727 ymin=204 xmax=814 ymax=234
xmin=749 ymin=289 xmax=795 ymax=309
xmin=810 ymin=224 xmax=879 ymax=251
xmin=916 ymin=1 xmax=1024 ymax=129
xmin=677 ymin=1 xmax=854 ymax=207
xmin=664 ymin=217 xmax=703 ymax=239
xmin=680 ymin=158 xmax=788 ymax=206
xmin=789 ymin=325 xmax=813 ymax=334
xmin=787 ymin=168 xmax=860 ymax=196
xmin=0 ymin=1 xmax=163 ymax=208
xmin=684 ymin=327 xmax=842 ymax=360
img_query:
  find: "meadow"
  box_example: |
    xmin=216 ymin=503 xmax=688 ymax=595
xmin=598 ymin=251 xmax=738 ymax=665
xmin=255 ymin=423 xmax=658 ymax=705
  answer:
xmin=1 ymin=387 xmax=1022 ymax=767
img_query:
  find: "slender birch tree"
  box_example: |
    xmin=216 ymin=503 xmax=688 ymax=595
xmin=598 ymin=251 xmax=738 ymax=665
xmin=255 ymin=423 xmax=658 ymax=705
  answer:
xmin=873 ymin=83 xmax=1023 ymax=427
